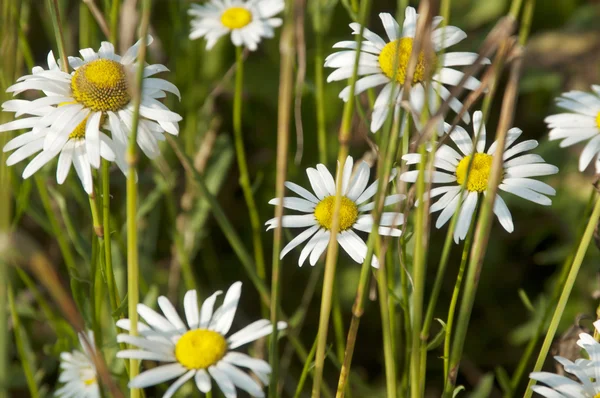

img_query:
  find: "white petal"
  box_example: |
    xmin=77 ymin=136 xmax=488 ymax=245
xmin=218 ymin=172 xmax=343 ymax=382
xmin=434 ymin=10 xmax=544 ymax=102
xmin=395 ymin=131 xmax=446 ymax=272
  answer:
xmin=284 ymin=181 xmax=319 ymax=203
xmin=499 ymin=184 xmax=552 ymax=206
xmin=492 ymin=194 xmax=513 ymax=233
xmin=157 ymin=296 xmax=186 ymax=332
xmin=379 ymin=13 xmax=400 ymax=41
xmin=454 ymin=191 xmax=477 ymax=243
xmin=200 ymin=290 xmax=223 ymax=329
xmin=345 ymin=162 xmax=371 ymax=201
xmin=208 ymin=366 xmax=237 ymax=398
xmin=137 ymin=303 xmax=176 ymax=333
xmin=163 ymin=370 xmax=196 ymax=398
xmin=217 ymin=362 xmax=264 ymax=397
xmin=306 ymin=168 xmax=330 ymax=199
xmin=268 ymin=197 xmax=315 ymax=212
xmin=472 ymin=111 xmax=486 ymax=153
xmin=129 ymin=363 xmax=187 ymax=389
xmin=85 ymin=112 xmax=102 ymax=168
xmin=280 ymin=224 xmax=320 ymax=259
xmin=211 ymin=281 xmax=242 ymax=334
xmin=184 ymin=289 xmax=199 ymax=329
xmin=195 ymin=369 xmax=212 ymax=393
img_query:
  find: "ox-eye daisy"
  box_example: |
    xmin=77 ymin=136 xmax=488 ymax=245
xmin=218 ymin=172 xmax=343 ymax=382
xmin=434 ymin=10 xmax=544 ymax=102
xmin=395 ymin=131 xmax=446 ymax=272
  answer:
xmin=117 ymin=282 xmax=286 ymax=398
xmin=0 ymin=36 xmax=181 ymax=179
xmin=401 ymin=111 xmax=558 ymax=243
xmin=188 ymin=0 xmax=284 ymax=51
xmin=56 ymin=331 xmax=99 ymax=398
xmin=545 ymin=86 xmax=600 ymax=173
xmin=529 ymin=320 xmax=600 ymax=397
xmin=325 ymin=7 xmax=488 ymax=133
xmin=0 ymin=59 xmax=118 ymax=193
xmin=266 ymin=156 xmax=404 ymax=268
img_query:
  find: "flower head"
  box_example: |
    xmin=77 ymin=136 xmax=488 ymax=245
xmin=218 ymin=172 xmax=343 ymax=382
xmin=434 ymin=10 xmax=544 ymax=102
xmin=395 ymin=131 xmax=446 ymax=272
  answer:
xmin=529 ymin=320 xmax=600 ymax=397
xmin=545 ymin=86 xmax=600 ymax=172
xmin=401 ymin=111 xmax=559 ymax=243
xmin=56 ymin=331 xmax=99 ymax=398
xmin=0 ymin=37 xmax=181 ymax=192
xmin=188 ymin=0 xmax=284 ymax=51
xmin=324 ymin=7 xmax=488 ymax=133
xmin=266 ymin=156 xmax=405 ymax=268
xmin=116 ymin=282 xmax=286 ymax=398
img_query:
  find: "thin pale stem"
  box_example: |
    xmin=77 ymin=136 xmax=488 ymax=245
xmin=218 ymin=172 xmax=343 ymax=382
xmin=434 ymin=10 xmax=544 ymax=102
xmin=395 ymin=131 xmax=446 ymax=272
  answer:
xmin=269 ymin=14 xmax=294 ymax=397
xmin=443 ymin=45 xmax=522 ymax=397
xmin=312 ymin=0 xmax=373 ymax=394
xmin=523 ymin=192 xmax=600 ymax=397
xmin=233 ymin=45 xmax=268 ymax=317
xmin=377 ymin=248 xmax=397 ymax=397
xmin=126 ymin=2 xmax=151 ymax=396
xmin=313 ymin=7 xmax=327 ymax=164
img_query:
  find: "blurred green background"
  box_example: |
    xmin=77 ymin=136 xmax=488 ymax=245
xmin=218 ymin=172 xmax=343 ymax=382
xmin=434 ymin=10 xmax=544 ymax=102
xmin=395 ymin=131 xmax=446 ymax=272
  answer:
xmin=4 ymin=0 xmax=600 ymax=396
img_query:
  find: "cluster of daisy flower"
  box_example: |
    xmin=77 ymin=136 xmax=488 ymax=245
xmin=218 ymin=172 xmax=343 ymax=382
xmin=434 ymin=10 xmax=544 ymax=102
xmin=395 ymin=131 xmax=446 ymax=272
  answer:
xmin=3 ymin=0 xmax=600 ymax=396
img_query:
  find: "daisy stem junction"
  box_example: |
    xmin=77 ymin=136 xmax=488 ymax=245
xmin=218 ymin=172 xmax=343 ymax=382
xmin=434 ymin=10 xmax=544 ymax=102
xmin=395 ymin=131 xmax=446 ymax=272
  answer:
xmin=312 ymin=0 xmax=373 ymax=394
xmin=125 ymin=1 xmax=151 ymax=396
xmin=523 ymin=192 xmax=600 ymax=397
xmin=233 ymin=45 xmax=268 ymax=317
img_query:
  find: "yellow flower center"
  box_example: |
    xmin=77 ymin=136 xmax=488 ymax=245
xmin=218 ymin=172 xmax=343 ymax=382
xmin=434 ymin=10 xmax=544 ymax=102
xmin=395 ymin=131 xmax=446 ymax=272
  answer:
xmin=71 ymin=59 xmax=130 ymax=112
xmin=175 ymin=329 xmax=227 ymax=370
xmin=455 ymin=153 xmax=493 ymax=193
xmin=83 ymin=376 xmax=96 ymax=386
xmin=378 ymin=38 xmax=437 ymax=85
xmin=220 ymin=7 xmax=252 ymax=29
xmin=314 ymin=196 xmax=358 ymax=231
xmin=594 ymin=393 xmax=600 ymax=398
xmin=58 ymin=101 xmax=106 ymax=140
xmin=596 ymin=111 xmax=600 ymax=129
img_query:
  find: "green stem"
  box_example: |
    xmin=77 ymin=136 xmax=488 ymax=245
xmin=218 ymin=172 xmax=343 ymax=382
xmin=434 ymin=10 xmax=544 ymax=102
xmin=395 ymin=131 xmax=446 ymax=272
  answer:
xmin=47 ymin=0 xmax=68 ymax=71
xmin=294 ymin=338 xmax=319 ymax=398
xmin=126 ymin=2 xmax=151 ymax=396
xmin=8 ymin=285 xmax=40 ymax=398
xmin=443 ymin=209 xmax=476 ymax=379
xmin=233 ymin=45 xmax=268 ymax=316
xmin=377 ymin=246 xmax=397 ymax=397
xmin=314 ymin=22 xmax=327 ymax=164
xmin=523 ymin=193 xmax=600 ymax=397
xmin=269 ymin=14 xmax=294 ymax=397
xmin=102 ymin=161 xmax=121 ymax=317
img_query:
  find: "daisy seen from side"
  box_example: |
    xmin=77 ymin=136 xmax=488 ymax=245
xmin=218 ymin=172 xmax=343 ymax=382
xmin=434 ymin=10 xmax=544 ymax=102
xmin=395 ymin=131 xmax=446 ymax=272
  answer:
xmin=324 ymin=7 xmax=489 ymax=133
xmin=529 ymin=320 xmax=600 ymax=397
xmin=188 ymin=0 xmax=284 ymax=51
xmin=116 ymin=282 xmax=286 ymax=398
xmin=545 ymin=86 xmax=600 ymax=173
xmin=55 ymin=331 xmax=99 ymax=398
xmin=400 ymin=111 xmax=559 ymax=243
xmin=266 ymin=156 xmax=405 ymax=268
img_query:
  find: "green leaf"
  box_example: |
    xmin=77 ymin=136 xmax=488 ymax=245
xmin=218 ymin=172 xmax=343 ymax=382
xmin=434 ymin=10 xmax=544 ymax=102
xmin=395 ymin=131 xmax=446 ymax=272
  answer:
xmin=453 ymin=385 xmax=465 ymax=398
xmin=111 ymin=293 xmax=129 ymax=318
xmin=518 ymin=289 xmax=535 ymax=313
xmin=427 ymin=318 xmax=447 ymax=351
xmin=495 ymin=366 xmax=512 ymax=395
xmin=467 ymin=373 xmax=494 ymax=398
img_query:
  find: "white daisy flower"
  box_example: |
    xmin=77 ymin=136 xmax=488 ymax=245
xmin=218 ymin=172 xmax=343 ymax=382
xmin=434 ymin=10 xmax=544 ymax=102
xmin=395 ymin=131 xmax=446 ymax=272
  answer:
xmin=0 ymin=36 xmax=181 ymax=178
xmin=529 ymin=320 xmax=600 ymax=397
xmin=188 ymin=0 xmax=284 ymax=51
xmin=116 ymin=282 xmax=286 ymax=398
xmin=266 ymin=156 xmax=405 ymax=268
xmin=0 ymin=58 xmax=119 ymax=193
xmin=56 ymin=331 xmax=99 ymax=398
xmin=400 ymin=111 xmax=559 ymax=243
xmin=324 ymin=7 xmax=489 ymax=133
xmin=545 ymin=86 xmax=600 ymax=173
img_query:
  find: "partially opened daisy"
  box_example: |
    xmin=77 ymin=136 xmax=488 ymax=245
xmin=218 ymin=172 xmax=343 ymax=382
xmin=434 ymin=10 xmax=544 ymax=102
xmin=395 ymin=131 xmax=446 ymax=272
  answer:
xmin=0 ymin=36 xmax=181 ymax=181
xmin=266 ymin=156 xmax=404 ymax=268
xmin=56 ymin=331 xmax=99 ymax=398
xmin=529 ymin=320 xmax=600 ymax=397
xmin=188 ymin=0 xmax=284 ymax=51
xmin=325 ymin=7 xmax=488 ymax=133
xmin=545 ymin=86 xmax=600 ymax=173
xmin=116 ymin=282 xmax=286 ymax=398
xmin=401 ymin=111 xmax=559 ymax=243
